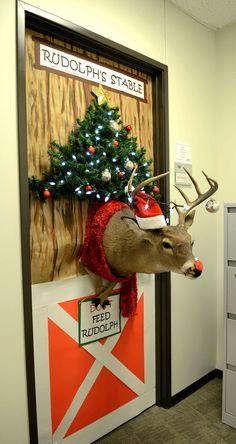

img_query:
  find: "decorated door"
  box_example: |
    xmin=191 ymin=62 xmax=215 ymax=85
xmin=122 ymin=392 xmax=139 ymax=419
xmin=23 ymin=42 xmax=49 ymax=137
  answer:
xmin=26 ymin=28 xmax=156 ymax=443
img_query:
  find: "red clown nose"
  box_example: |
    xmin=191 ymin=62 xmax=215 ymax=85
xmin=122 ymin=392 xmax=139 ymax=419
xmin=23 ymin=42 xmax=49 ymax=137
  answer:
xmin=194 ymin=259 xmax=203 ymax=272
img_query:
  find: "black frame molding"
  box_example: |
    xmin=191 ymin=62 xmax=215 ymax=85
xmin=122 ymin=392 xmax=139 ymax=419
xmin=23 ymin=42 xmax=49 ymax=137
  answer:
xmin=16 ymin=1 xmax=171 ymax=442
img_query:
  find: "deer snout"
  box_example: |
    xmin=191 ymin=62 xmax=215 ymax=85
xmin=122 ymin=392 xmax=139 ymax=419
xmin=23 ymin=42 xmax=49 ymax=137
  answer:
xmin=182 ymin=259 xmax=203 ymax=279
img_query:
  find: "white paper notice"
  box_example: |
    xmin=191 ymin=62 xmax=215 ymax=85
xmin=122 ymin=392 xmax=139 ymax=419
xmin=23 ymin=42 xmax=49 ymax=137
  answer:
xmin=176 ymin=143 xmax=192 ymax=163
xmin=175 ymin=143 xmax=192 ymax=186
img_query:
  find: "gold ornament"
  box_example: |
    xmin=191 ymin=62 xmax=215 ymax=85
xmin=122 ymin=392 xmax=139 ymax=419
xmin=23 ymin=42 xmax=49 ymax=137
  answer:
xmin=125 ymin=160 xmax=134 ymax=171
xmin=92 ymin=84 xmax=110 ymax=105
xmin=102 ymin=169 xmax=111 ymax=182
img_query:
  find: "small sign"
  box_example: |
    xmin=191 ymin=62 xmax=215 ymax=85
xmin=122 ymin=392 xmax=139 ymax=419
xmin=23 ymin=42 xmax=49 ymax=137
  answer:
xmin=78 ymin=293 xmax=121 ymax=346
xmin=175 ymin=162 xmax=192 ymax=186
xmin=175 ymin=143 xmax=192 ymax=187
xmin=35 ymin=40 xmax=146 ymax=101
xmin=176 ymin=143 xmax=192 ymax=163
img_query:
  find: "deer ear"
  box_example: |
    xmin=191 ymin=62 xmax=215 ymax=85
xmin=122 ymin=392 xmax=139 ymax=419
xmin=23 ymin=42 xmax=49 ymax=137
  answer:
xmin=185 ymin=210 xmax=195 ymax=229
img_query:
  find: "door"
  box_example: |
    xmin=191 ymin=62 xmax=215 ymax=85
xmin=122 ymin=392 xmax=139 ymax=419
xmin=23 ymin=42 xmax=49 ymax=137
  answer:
xmin=26 ymin=28 xmax=157 ymax=443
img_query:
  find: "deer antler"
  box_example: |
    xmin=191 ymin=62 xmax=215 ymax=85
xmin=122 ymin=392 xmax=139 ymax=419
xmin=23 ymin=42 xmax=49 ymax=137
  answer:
xmin=127 ymin=166 xmax=169 ymax=203
xmin=174 ymin=169 xmax=218 ymax=225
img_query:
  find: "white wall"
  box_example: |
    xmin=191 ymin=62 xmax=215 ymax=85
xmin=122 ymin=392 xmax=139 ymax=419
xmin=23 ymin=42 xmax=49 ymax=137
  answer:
xmin=165 ymin=2 xmax=217 ymax=395
xmin=0 ymin=0 xmax=221 ymax=441
xmin=216 ymin=23 xmax=236 ymax=369
xmin=0 ymin=2 xmax=30 ymax=444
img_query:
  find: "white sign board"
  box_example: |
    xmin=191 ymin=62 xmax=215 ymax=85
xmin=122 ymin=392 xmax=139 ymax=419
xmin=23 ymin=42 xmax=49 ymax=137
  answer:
xmin=79 ymin=293 xmax=121 ymax=345
xmin=35 ymin=41 xmax=145 ymax=100
xmin=176 ymin=143 xmax=192 ymax=163
xmin=175 ymin=143 xmax=192 ymax=187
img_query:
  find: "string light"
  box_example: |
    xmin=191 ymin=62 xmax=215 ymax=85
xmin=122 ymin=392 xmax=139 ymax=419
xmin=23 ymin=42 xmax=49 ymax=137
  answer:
xmin=75 ymin=187 xmax=82 ymax=194
xmin=67 ymin=171 xmax=72 ymax=176
xmin=61 ymin=161 xmax=66 ymax=166
xmin=72 ymin=155 xmax=76 ymax=160
xmin=49 ymin=182 xmax=55 ymax=185
xmin=128 ymin=196 xmax=132 ymax=204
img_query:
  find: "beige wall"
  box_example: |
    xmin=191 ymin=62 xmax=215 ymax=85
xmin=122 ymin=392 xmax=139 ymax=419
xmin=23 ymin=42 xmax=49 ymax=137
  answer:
xmin=0 ymin=2 xmax=30 ymax=444
xmin=1 ymin=0 xmax=225 ymax=441
xmin=165 ymin=2 xmax=217 ymax=395
xmin=216 ymin=23 xmax=236 ymax=369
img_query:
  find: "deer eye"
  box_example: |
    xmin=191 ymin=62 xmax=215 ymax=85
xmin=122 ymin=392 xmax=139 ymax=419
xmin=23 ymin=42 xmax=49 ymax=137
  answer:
xmin=163 ymin=241 xmax=173 ymax=250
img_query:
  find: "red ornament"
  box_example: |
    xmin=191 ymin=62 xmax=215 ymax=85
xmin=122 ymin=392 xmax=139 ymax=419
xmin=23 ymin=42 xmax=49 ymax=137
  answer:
xmin=153 ymin=186 xmax=160 ymax=194
xmin=85 ymin=185 xmax=92 ymax=192
xmin=194 ymin=259 xmax=203 ymax=272
xmin=118 ymin=171 xmax=124 ymax=178
xmin=88 ymin=146 xmax=95 ymax=154
xmin=125 ymin=125 xmax=132 ymax=132
xmin=112 ymin=140 xmax=119 ymax=147
xmin=43 ymin=189 xmax=51 ymax=199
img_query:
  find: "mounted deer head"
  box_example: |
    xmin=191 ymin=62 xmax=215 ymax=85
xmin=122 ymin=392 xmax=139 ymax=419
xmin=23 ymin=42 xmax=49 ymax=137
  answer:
xmin=81 ymin=169 xmax=218 ymax=307
xmin=103 ymin=169 xmax=217 ymax=276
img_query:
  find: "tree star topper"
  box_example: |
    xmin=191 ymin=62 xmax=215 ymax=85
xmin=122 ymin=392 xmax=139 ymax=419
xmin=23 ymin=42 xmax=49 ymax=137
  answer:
xmin=92 ymin=84 xmax=110 ymax=105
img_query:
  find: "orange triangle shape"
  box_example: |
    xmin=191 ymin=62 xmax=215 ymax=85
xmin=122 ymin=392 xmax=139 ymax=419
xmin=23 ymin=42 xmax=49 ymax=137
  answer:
xmin=48 ymin=319 xmax=95 ymax=433
xmin=112 ymin=292 xmax=144 ymax=382
xmin=65 ymin=366 xmax=138 ymax=437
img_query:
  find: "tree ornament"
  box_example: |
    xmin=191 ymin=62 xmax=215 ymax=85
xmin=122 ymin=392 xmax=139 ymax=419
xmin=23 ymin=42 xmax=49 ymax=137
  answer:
xmin=118 ymin=171 xmax=124 ymax=178
xmin=153 ymin=186 xmax=160 ymax=194
xmin=125 ymin=124 xmax=132 ymax=132
xmin=102 ymin=169 xmax=111 ymax=182
xmin=85 ymin=185 xmax=92 ymax=192
xmin=124 ymin=184 xmax=134 ymax=193
xmin=110 ymin=120 xmax=119 ymax=131
xmin=112 ymin=140 xmax=119 ymax=147
xmin=205 ymin=198 xmax=220 ymax=213
xmin=43 ymin=189 xmax=51 ymax=199
xmin=125 ymin=160 xmax=134 ymax=171
xmin=88 ymin=145 xmax=95 ymax=155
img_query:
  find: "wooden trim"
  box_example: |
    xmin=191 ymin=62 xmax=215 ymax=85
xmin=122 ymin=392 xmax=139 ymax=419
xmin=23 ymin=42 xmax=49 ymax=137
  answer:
xmin=16 ymin=3 xmax=38 ymax=443
xmin=17 ymin=2 xmax=170 ymax=441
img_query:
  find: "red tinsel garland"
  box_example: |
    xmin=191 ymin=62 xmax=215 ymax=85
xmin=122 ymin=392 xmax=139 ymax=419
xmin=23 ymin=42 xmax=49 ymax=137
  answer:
xmin=80 ymin=201 xmax=137 ymax=317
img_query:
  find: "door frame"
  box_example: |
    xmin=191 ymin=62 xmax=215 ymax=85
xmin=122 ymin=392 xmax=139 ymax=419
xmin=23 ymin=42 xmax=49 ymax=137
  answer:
xmin=16 ymin=2 xmax=171 ymax=442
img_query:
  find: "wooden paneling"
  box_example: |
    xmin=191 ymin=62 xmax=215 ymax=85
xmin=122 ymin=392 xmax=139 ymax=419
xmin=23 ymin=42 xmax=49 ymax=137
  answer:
xmin=26 ymin=29 xmax=154 ymax=283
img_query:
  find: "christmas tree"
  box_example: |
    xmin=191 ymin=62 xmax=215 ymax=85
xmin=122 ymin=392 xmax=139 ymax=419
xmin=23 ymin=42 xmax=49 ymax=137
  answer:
xmin=29 ymin=86 xmax=161 ymax=204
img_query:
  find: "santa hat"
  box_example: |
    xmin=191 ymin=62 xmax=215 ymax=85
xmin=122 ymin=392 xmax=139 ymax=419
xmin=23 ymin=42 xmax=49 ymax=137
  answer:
xmin=133 ymin=192 xmax=166 ymax=230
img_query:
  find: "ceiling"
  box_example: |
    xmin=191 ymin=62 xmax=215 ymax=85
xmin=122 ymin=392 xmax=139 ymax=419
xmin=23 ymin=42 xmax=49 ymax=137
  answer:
xmin=169 ymin=0 xmax=236 ymax=30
